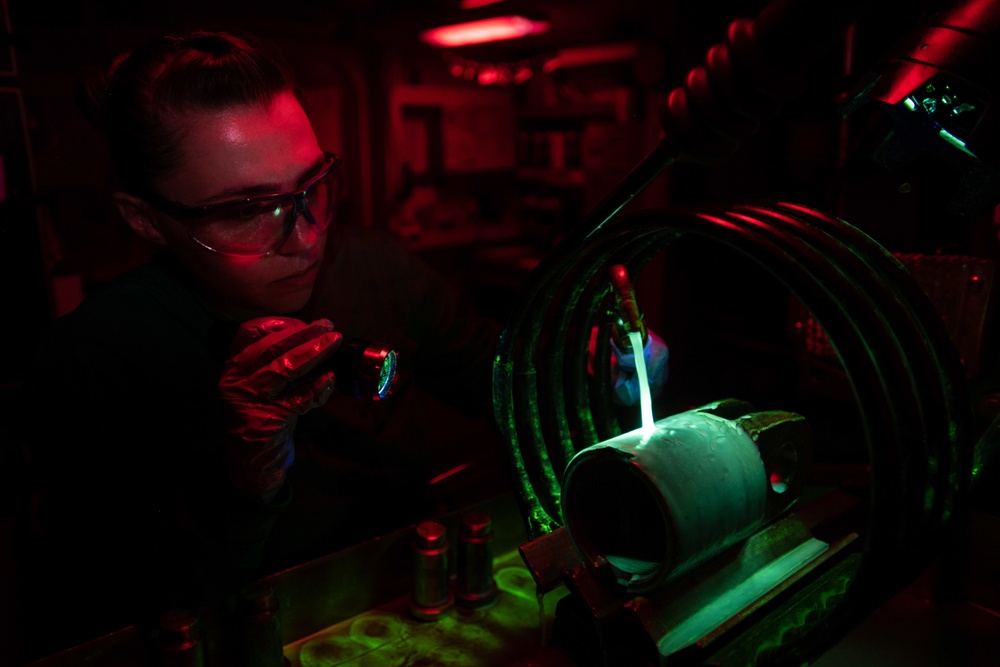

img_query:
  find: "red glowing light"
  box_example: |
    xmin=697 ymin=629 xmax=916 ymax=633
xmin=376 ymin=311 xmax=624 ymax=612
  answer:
xmin=512 ymin=67 xmax=533 ymax=84
xmin=420 ymin=16 xmax=550 ymax=48
xmin=477 ymin=66 xmax=499 ymax=85
xmin=460 ymin=0 xmax=506 ymax=7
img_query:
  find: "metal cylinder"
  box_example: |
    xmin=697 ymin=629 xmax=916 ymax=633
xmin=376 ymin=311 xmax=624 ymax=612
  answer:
xmin=561 ymin=405 xmax=808 ymax=594
xmin=456 ymin=511 xmax=499 ymax=608
xmin=326 ymin=339 xmax=398 ymax=400
xmin=239 ymin=580 xmax=289 ymax=667
xmin=409 ymin=521 xmax=454 ymax=621
xmin=159 ymin=609 xmax=206 ymax=667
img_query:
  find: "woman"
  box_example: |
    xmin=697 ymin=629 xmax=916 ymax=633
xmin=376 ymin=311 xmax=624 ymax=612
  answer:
xmin=24 ymin=30 xmax=502 ymax=653
xmin=23 ymin=28 xmax=667 ymax=657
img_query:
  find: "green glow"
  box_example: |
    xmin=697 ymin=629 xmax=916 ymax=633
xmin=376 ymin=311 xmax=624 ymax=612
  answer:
xmin=657 ymin=538 xmax=828 ymax=656
xmin=524 ymin=371 xmax=563 ymax=525
xmin=924 ymin=456 xmax=938 ymax=512
xmin=494 ymin=354 xmax=560 ymax=537
xmin=629 ymin=330 xmax=656 ymax=433
xmin=742 ymin=558 xmax=855 ymax=661
xmin=903 ymin=96 xmax=917 ymax=111
xmin=347 ymin=615 xmax=399 ymax=648
xmin=286 ymin=558 xmax=561 ymax=667
xmin=938 ymin=128 xmax=977 ymax=157
xmin=377 ymin=351 xmax=396 ymax=398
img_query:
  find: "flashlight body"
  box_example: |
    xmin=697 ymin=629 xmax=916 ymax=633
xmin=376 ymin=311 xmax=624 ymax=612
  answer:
xmin=323 ymin=339 xmax=398 ymax=401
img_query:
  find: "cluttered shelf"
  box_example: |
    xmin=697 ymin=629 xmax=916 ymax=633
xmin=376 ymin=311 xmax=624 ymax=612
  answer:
xmin=397 ymin=220 xmax=550 ymax=252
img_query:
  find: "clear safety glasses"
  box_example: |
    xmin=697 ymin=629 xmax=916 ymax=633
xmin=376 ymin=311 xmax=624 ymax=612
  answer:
xmin=144 ymin=152 xmax=343 ymax=257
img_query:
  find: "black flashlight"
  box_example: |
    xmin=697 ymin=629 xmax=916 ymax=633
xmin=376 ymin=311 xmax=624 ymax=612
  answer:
xmin=326 ymin=339 xmax=398 ymax=401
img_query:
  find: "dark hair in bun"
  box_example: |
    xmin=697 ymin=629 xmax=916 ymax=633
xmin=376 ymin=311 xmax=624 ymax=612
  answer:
xmin=79 ymin=31 xmax=294 ymax=196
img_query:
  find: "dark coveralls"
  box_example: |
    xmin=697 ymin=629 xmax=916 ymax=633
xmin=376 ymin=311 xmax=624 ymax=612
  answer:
xmin=22 ymin=225 xmax=502 ymax=653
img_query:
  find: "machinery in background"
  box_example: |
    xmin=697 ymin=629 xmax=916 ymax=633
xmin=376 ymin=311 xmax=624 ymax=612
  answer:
xmin=494 ymin=0 xmax=1000 ymax=663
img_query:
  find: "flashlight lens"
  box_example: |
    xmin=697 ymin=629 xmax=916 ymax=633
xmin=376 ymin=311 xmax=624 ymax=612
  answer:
xmin=329 ymin=340 xmax=398 ymax=400
xmin=378 ymin=350 xmax=397 ymax=399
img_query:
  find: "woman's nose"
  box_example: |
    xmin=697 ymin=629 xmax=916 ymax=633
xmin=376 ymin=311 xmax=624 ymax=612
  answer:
xmin=278 ymin=207 xmax=323 ymax=254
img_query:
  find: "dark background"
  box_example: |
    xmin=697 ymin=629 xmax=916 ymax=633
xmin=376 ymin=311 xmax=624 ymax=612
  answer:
xmin=3 ymin=0 xmax=959 ymax=391
xmin=6 ymin=0 xmax=999 ymax=663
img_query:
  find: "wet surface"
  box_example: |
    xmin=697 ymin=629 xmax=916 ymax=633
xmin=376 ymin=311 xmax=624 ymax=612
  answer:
xmin=285 ymin=551 xmax=569 ymax=667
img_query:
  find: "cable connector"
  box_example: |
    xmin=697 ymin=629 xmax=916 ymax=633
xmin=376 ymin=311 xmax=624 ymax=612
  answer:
xmin=609 ymin=264 xmax=647 ymax=348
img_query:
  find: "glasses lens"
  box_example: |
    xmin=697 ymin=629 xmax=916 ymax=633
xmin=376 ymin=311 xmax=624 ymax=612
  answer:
xmin=305 ymin=163 xmax=340 ymax=230
xmin=189 ymin=199 xmax=290 ymax=256
xmin=189 ymin=157 xmax=342 ymax=256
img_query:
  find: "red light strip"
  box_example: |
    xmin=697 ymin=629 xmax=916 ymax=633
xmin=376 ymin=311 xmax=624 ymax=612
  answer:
xmin=459 ymin=0 xmax=506 ymax=8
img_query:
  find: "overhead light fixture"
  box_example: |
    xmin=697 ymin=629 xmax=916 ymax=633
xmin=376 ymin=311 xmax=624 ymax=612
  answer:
xmin=419 ymin=15 xmax=550 ymax=48
xmin=459 ymin=0 xmax=506 ymax=8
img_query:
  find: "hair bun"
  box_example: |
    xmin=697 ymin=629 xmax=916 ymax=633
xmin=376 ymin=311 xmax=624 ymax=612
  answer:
xmin=184 ymin=32 xmax=238 ymax=56
xmin=78 ymin=29 xmax=294 ymax=195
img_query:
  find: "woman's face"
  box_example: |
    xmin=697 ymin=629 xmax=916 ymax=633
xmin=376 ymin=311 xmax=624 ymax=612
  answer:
xmin=150 ymin=91 xmax=329 ymax=320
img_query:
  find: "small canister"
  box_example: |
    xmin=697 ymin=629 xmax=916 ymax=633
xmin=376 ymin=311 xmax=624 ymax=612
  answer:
xmin=239 ymin=579 xmax=290 ymax=667
xmin=159 ymin=608 xmax=206 ymax=667
xmin=409 ymin=520 xmax=454 ymax=621
xmin=456 ymin=511 xmax=498 ymax=608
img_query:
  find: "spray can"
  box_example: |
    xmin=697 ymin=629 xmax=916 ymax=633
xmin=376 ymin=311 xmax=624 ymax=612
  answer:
xmin=409 ymin=520 xmax=454 ymax=621
xmin=456 ymin=511 xmax=498 ymax=608
xmin=159 ymin=609 xmax=206 ymax=667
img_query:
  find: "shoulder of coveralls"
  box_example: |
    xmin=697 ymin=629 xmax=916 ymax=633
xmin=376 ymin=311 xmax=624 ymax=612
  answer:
xmin=36 ymin=254 xmax=224 ymax=368
xmin=27 ymin=254 xmax=232 ymax=462
xmin=318 ymin=224 xmax=443 ymax=310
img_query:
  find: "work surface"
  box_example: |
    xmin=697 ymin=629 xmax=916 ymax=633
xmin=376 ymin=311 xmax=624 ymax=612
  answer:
xmin=283 ymin=550 xmax=573 ymax=667
xmin=23 ymin=494 xmax=1000 ymax=666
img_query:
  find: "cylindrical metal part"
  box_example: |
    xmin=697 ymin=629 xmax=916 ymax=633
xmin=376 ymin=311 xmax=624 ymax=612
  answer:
xmin=456 ymin=511 xmax=499 ymax=608
xmin=409 ymin=520 xmax=454 ymax=621
xmin=326 ymin=339 xmax=398 ymax=400
xmin=159 ymin=609 xmax=206 ymax=667
xmin=561 ymin=406 xmax=807 ymax=594
xmin=609 ymin=264 xmax=647 ymax=347
xmin=239 ymin=580 xmax=289 ymax=667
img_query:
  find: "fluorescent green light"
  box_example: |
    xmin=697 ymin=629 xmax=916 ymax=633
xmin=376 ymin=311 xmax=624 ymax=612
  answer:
xmin=938 ymin=128 xmax=977 ymax=157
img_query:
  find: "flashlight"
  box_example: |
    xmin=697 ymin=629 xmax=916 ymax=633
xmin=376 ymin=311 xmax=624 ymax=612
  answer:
xmin=230 ymin=318 xmax=399 ymax=401
xmin=326 ymin=339 xmax=398 ymax=401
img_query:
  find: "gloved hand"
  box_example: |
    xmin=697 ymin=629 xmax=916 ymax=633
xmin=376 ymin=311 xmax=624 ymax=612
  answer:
xmin=610 ymin=329 xmax=668 ymax=406
xmin=219 ymin=317 xmax=342 ymax=501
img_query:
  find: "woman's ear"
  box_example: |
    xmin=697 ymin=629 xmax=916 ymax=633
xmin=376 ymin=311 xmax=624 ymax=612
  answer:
xmin=113 ymin=192 xmax=167 ymax=246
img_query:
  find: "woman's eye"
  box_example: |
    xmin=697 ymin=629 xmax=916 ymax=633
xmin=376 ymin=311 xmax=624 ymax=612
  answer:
xmin=234 ymin=201 xmax=280 ymax=222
